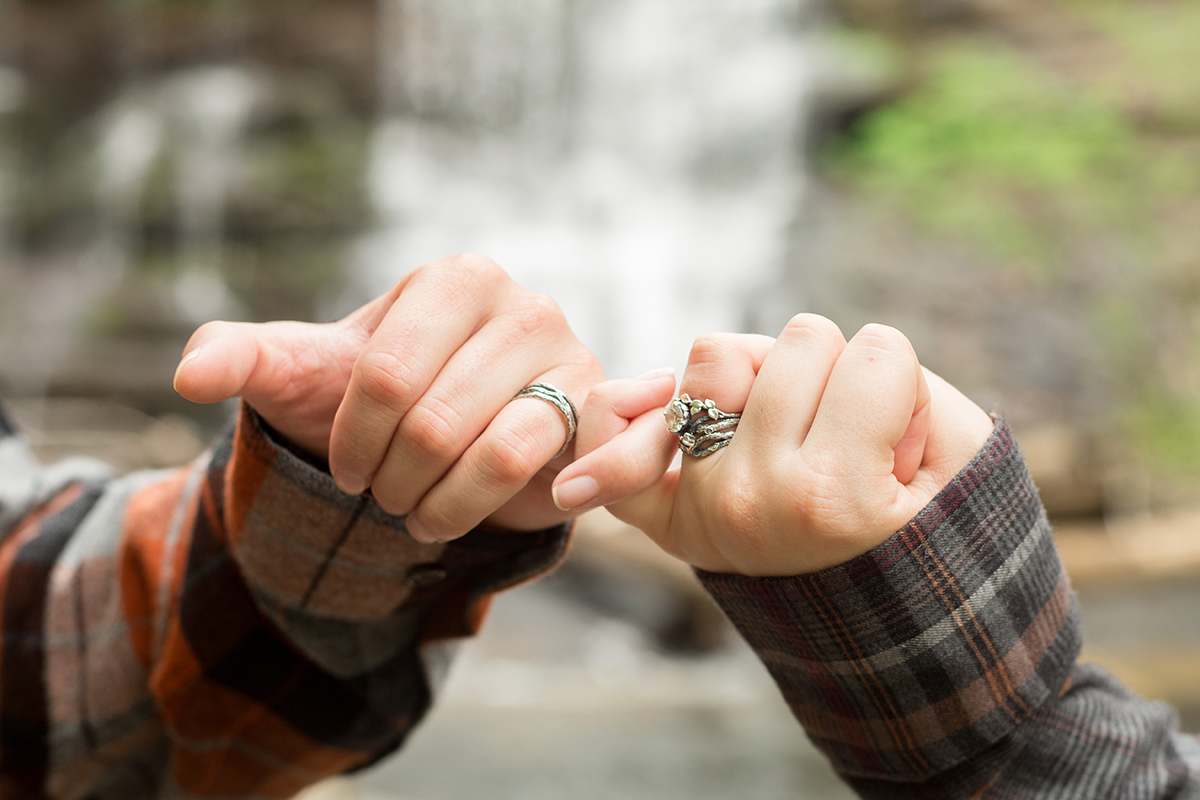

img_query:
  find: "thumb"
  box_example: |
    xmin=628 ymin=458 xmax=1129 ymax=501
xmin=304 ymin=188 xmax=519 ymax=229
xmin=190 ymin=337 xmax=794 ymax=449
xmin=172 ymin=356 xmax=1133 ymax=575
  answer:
xmin=908 ymin=369 xmax=994 ymax=499
xmin=892 ymin=361 xmax=932 ymax=485
xmin=173 ymin=320 xmax=325 ymax=405
xmin=174 ymin=319 xmax=366 ymax=459
xmin=173 ymin=277 xmax=408 ymax=407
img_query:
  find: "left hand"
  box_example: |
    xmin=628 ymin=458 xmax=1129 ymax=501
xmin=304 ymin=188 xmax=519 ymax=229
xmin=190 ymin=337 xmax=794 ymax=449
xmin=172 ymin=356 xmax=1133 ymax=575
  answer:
xmin=174 ymin=253 xmax=605 ymax=542
xmin=553 ymin=315 xmax=993 ymax=576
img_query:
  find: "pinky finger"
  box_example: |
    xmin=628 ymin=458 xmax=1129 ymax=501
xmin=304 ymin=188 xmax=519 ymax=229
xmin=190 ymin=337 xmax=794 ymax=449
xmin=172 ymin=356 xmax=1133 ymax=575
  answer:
xmin=574 ymin=368 xmax=677 ymax=459
xmin=552 ymin=401 xmax=676 ymax=515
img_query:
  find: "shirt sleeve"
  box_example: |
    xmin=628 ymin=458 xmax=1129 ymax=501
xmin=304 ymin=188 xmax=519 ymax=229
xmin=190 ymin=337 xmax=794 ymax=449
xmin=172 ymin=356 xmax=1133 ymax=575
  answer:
xmin=0 ymin=401 xmax=571 ymax=799
xmin=697 ymin=419 xmax=1200 ymax=799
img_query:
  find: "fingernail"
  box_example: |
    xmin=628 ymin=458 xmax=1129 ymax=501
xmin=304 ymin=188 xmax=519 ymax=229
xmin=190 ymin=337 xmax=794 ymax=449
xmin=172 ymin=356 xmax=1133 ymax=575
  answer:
xmin=635 ymin=367 xmax=676 ymax=381
xmin=405 ymin=516 xmax=434 ymax=543
xmin=336 ymin=473 xmax=368 ymax=496
xmin=552 ymin=475 xmax=600 ymax=511
xmin=173 ymin=347 xmax=202 ymax=391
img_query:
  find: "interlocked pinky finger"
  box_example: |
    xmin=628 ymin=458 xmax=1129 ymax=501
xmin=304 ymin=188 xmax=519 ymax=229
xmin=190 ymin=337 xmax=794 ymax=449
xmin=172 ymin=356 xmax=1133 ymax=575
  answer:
xmin=552 ymin=370 xmax=679 ymax=513
xmin=574 ymin=368 xmax=677 ymax=459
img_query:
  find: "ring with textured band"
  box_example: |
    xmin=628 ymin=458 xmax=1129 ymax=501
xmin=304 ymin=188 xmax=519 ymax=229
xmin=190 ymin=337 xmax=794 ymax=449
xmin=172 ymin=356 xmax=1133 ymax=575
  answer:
xmin=514 ymin=382 xmax=578 ymax=459
xmin=678 ymin=426 xmax=737 ymax=457
xmin=664 ymin=394 xmax=741 ymax=457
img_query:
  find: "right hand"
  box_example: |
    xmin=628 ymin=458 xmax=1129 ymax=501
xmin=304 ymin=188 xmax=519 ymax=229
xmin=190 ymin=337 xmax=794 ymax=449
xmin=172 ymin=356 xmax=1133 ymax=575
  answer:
xmin=175 ymin=253 xmax=604 ymax=543
xmin=553 ymin=314 xmax=994 ymax=576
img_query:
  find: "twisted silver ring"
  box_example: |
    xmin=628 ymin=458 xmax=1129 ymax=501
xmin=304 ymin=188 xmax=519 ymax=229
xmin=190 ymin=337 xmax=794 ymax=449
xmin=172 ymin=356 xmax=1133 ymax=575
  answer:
xmin=515 ymin=382 xmax=578 ymax=459
xmin=664 ymin=394 xmax=741 ymax=457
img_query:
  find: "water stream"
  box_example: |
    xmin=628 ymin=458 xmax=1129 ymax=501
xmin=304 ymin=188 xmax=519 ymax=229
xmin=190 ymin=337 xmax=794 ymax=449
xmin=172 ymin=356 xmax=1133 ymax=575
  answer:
xmin=362 ymin=0 xmax=815 ymax=379
xmin=0 ymin=0 xmax=17 ymax=271
xmin=0 ymin=0 xmax=818 ymax=391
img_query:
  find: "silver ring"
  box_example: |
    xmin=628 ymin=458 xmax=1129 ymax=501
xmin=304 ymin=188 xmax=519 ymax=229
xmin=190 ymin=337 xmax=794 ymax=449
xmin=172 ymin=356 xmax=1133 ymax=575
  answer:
xmin=664 ymin=394 xmax=741 ymax=458
xmin=515 ymin=382 xmax=578 ymax=459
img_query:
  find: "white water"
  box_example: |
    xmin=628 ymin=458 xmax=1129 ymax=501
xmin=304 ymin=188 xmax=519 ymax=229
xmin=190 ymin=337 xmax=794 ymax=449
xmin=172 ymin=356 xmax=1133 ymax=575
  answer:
xmin=360 ymin=0 xmax=816 ymax=379
xmin=0 ymin=67 xmax=19 ymax=270
xmin=169 ymin=67 xmax=258 ymax=322
xmin=0 ymin=0 xmax=19 ymax=270
xmin=0 ymin=0 xmax=818 ymax=391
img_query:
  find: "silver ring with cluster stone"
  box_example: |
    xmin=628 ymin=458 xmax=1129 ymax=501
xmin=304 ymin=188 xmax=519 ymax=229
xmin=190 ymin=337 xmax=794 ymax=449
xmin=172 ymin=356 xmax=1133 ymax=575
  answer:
xmin=515 ymin=382 xmax=578 ymax=459
xmin=664 ymin=394 xmax=741 ymax=457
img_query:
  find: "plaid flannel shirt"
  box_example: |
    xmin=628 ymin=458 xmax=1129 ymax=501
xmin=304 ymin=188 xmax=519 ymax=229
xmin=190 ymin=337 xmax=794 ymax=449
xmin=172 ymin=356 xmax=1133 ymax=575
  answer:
xmin=0 ymin=402 xmax=570 ymax=799
xmin=699 ymin=420 xmax=1200 ymax=799
xmin=6 ymin=399 xmax=1200 ymax=800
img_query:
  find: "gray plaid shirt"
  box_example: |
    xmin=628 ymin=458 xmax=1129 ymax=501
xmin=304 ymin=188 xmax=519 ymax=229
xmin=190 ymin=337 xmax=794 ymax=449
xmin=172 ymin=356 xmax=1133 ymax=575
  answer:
xmin=699 ymin=420 xmax=1200 ymax=799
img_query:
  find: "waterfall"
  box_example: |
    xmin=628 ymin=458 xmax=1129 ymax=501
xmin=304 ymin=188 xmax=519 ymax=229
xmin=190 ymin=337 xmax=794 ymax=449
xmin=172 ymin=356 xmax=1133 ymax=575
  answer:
xmin=95 ymin=93 xmax=162 ymax=274
xmin=0 ymin=65 xmax=19 ymax=270
xmin=364 ymin=0 xmax=815 ymax=379
xmin=0 ymin=0 xmax=818 ymax=402
xmin=167 ymin=66 xmax=257 ymax=322
xmin=0 ymin=0 xmax=17 ymax=272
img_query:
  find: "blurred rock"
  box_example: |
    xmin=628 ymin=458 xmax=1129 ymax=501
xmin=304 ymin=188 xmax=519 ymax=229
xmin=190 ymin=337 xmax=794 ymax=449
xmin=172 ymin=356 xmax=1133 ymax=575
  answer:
xmin=824 ymin=0 xmax=980 ymax=32
xmin=822 ymin=0 xmax=1068 ymax=35
xmin=1015 ymin=423 xmax=1107 ymax=520
xmin=552 ymin=510 xmax=730 ymax=655
xmin=7 ymin=396 xmax=207 ymax=473
xmin=1 ymin=1 xmax=375 ymax=417
xmin=11 ymin=0 xmax=381 ymax=120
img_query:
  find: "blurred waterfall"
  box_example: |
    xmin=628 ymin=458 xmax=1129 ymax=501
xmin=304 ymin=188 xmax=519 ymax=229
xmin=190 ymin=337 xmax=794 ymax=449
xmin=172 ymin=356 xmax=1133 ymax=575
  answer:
xmin=0 ymin=0 xmax=16 ymax=270
xmin=93 ymin=66 xmax=253 ymax=323
xmin=1 ymin=0 xmax=814 ymax=404
xmin=168 ymin=67 xmax=257 ymax=322
xmin=363 ymin=0 xmax=815 ymax=379
xmin=0 ymin=66 xmax=19 ymax=269
xmin=95 ymin=95 xmax=160 ymax=273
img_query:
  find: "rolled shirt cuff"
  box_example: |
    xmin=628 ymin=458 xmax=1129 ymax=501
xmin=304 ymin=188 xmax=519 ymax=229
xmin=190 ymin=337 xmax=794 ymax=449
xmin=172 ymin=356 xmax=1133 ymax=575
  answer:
xmin=697 ymin=419 xmax=1081 ymax=781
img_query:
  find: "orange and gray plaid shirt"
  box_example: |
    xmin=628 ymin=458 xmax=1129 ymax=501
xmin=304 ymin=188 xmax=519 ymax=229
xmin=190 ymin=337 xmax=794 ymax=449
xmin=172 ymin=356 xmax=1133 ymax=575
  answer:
xmin=3 ymin=402 xmax=1200 ymax=799
xmin=0 ymin=402 xmax=569 ymax=798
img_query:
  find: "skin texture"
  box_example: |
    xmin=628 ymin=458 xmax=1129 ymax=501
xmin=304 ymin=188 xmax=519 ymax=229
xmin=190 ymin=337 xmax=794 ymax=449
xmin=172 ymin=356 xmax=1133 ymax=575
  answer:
xmin=554 ymin=313 xmax=994 ymax=577
xmin=174 ymin=253 xmax=604 ymax=543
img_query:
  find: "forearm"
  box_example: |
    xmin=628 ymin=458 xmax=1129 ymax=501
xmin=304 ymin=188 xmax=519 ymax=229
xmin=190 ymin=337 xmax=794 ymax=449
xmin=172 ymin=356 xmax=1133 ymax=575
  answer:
xmin=699 ymin=420 xmax=1200 ymax=798
xmin=224 ymin=405 xmax=571 ymax=672
xmin=0 ymin=402 xmax=570 ymax=798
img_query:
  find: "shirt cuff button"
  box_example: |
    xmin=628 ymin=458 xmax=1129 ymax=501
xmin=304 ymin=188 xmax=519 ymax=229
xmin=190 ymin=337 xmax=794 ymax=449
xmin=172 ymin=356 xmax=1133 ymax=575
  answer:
xmin=406 ymin=563 xmax=448 ymax=588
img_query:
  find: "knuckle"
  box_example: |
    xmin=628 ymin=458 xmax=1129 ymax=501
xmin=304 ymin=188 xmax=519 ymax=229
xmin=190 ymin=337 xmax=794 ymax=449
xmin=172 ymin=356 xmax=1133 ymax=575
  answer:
xmin=564 ymin=347 xmax=604 ymax=385
xmin=783 ymin=313 xmax=843 ymax=344
xmin=851 ymin=323 xmax=912 ymax=359
xmin=400 ymin=399 xmax=465 ymax=462
xmin=793 ymin=464 xmax=858 ymax=536
xmin=446 ymin=252 xmax=506 ymax=287
xmin=711 ymin=477 xmax=760 ymax=535
xmin=474 ymin=424 xmax=543 ymax=491
xmin=686 ymin=333 xmax=739 ymax=371
xmin=355 ymin=349 xmax=421 ymax=409
xmin=190 ymin=319 xmax=226 ymax=342
xmin=507 ymin=290 xmax=564 ymax=339
xmin=583 ymin=380 xmax=620 ymax=415
xmin=706 ymin=477 xmax=777 ymax=564
xmin=414 ymin=253 xmax=507 ymax=308
xmin=412 ymin=505 xmax=459 ymax=541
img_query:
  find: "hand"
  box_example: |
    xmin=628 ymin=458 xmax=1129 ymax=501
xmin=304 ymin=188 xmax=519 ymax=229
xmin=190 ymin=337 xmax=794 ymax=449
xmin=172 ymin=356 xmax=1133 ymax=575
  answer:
xmin=174 ymin=253 xmax=604 ymax=542
xmin=553 ymin=314 xmax=993 ymax=576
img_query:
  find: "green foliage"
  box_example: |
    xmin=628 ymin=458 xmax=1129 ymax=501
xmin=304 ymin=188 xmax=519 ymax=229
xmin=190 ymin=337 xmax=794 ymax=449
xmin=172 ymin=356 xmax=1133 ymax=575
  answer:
xmin=1072 ymin=0 xmax=1200 ymax=131
xmin=830 ymin=44 xmax=1145 ymax=274
xmin=1126 ymin=394 xmax=1200 ymax=476
xmin=828 ymin=9 xmax=1200 ymax=478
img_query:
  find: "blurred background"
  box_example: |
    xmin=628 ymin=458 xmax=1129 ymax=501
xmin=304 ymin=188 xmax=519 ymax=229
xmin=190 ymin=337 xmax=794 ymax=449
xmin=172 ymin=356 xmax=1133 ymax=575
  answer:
xmin=2 ymin=0 xmax=1200 ymax=797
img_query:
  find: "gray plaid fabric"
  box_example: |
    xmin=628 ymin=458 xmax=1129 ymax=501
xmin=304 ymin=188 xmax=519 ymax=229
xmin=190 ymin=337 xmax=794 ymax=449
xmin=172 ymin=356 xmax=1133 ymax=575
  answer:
xmin=700 ymin=420 xmax=1200 ymax=799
